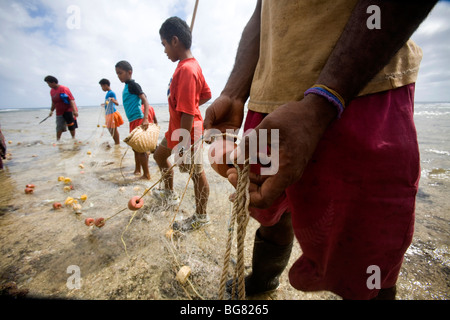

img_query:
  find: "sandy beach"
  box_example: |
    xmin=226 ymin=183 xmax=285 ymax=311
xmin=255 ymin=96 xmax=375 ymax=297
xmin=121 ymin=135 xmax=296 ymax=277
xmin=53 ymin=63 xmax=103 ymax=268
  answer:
xmin=0 ymin=105 xmax=448 ymax=300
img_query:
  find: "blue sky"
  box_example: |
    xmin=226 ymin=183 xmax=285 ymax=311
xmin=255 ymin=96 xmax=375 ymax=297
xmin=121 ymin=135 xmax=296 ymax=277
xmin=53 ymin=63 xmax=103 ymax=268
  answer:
xmin=0 ymin=0 xmax=449 ymax=109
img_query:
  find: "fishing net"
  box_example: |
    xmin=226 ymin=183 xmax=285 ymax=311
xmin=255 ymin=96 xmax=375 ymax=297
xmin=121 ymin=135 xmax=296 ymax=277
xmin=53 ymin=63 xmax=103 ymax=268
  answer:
xmin=0 ymin=105 xmax=262 ymax=300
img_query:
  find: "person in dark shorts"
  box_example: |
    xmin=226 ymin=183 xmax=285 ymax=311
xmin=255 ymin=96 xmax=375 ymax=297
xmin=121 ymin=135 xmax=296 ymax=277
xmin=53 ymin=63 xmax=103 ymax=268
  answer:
xmin=44 ymin=75 xmax=79 ymax=141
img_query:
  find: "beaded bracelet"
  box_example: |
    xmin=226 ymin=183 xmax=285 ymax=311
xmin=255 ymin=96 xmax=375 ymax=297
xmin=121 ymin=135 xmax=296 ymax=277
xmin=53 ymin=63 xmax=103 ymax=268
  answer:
xmin=304 ymin=84 xmax=346 ymax=118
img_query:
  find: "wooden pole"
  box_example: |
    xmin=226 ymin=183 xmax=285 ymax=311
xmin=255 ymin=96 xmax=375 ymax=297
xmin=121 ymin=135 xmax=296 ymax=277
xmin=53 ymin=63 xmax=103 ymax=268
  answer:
xmin=190 ymin=0 xmax=199 ymax=32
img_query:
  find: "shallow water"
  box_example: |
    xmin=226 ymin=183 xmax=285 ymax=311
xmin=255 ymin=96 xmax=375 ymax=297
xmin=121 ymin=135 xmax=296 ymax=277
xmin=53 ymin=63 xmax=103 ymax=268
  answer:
xmin=0 ymin=103 xmax=448 ymax=300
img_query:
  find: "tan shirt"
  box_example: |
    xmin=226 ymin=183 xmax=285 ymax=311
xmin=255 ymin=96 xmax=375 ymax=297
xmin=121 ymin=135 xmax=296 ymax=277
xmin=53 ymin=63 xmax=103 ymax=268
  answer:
xmin=248 ymin=0 xmax=423 ymax=114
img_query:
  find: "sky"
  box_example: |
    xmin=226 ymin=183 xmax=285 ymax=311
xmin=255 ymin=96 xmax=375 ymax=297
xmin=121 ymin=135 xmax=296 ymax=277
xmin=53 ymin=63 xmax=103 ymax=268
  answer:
xmin=0 ymin=0 xmax=449 ymax=110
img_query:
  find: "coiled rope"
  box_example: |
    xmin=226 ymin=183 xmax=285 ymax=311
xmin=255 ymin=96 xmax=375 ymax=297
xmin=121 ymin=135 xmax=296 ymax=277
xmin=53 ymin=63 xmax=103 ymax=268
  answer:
xmin=218 ymin=158 xmax=250 ymax=300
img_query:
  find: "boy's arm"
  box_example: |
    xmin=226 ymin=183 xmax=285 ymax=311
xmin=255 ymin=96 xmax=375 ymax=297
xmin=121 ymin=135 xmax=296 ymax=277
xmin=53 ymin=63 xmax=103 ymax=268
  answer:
xmin=110 ymin=92 xmax=119 ymax=106
xmin=179 ymin=112 xmax=194 ymax=152
xmin=139 ymin=93 xmax=150 ymax=129
xmin=199 ymin=97 xmax=211 ymax=106
xmin=199 ymin=85 xmax=212 ymax=106
xmin=107 ymin=97 xmax=119 ymax=106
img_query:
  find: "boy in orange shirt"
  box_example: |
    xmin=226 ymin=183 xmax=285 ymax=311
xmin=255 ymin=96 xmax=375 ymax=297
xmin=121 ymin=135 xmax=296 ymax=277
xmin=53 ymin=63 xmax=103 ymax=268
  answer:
xmin=99 ymin=78 xmax=124 ymax=145
xmin=153 ymin=17 xmax=212 ymax=232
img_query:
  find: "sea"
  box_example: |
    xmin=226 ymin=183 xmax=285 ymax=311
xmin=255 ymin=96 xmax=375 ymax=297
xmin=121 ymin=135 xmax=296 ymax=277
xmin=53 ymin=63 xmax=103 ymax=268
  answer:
xmin=0 ymin=102 xmax=448 ymax=300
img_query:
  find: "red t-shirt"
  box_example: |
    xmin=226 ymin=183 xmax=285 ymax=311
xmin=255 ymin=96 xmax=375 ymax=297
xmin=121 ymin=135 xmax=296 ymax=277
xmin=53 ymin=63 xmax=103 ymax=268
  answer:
xmin=165 ymin=58 xmax=211 ymax=150
xmin=50 ymin=85 xmax=75 ymax=116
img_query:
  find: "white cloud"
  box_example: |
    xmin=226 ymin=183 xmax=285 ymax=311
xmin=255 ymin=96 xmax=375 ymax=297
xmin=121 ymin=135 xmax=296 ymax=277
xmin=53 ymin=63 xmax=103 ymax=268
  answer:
xmin=0 ymin=0 xmax=448 ymax=109
xmin=0 ymin=0 xmax=255 ymax=109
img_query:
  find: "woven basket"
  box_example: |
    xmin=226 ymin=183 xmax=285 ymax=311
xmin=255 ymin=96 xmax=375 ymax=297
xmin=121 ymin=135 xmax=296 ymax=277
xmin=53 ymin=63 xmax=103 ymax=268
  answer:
xmin=123 ymin=124 xmax=160 ymax=153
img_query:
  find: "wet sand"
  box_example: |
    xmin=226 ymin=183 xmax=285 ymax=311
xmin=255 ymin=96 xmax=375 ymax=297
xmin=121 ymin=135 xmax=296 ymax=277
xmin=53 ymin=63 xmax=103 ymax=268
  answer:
xmin=0 ymin=106 xmax=448 ymax=300
xmin=0 ymin=142 xmax=447 ymax=301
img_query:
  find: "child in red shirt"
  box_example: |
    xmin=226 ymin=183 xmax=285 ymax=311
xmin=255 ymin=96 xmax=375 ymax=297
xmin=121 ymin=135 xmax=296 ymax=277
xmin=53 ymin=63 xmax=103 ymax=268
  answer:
xmin=153 ymin=17 xmax=212 ymax=232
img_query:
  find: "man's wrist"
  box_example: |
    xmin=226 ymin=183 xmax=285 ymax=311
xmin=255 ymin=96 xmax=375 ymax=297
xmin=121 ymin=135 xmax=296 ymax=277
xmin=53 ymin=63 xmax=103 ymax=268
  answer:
xmin=302 ymin=93 xmax=338 ymax=125
xmin=220 ymin=86 xmax=249 ymax=105
xmin=304 ymin=84 xmax=345 ymax=119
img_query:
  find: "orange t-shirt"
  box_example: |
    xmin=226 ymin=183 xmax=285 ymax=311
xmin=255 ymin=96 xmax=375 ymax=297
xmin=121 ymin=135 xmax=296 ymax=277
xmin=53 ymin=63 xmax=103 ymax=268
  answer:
xmin=165 ymin=58 xmax=211 ymax=150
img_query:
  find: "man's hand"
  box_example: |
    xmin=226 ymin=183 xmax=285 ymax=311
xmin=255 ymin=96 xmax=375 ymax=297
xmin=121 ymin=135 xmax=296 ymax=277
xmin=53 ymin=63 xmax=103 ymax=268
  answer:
xmin=204 ymin=95 xmax=246 ymax=141
xmin=227 ymin=94 xmax=337 ymax=209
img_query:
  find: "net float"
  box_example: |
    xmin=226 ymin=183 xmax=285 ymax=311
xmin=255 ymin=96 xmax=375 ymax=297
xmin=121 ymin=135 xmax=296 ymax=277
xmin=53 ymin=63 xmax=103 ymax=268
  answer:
xmin=85 ymin=218 xmax=95 ymax=226
xmin=95 ymin=217 xmax=105 ymax=228
xmin=63 ymin=186 xmax=72 ymax=192
xmin=128 ymin=196 xmax=144 ymax=211
xmin=24 ymin=188 xmax=34 ymax=194
xmin=53 ymin=202 xmax=62 ymax=209
xmin=165 ymin=228 xmax=174 ymax=239
xmin=58 ymin=176 xmax=65 ymax=182
xmin=26 ymin=184 xmax=35 ymax=189
xmin=87 ymin=151 xmax=92 ymax=155
xmin=80 ymin=194 xmax=88 ymax=201
xmin=176 ymin=266 xmax=191 ymax=285
xmin=64 ymin=177 xmax=72 ymax=184
xmin=64 ymin=197 xmax=74 ymax=206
